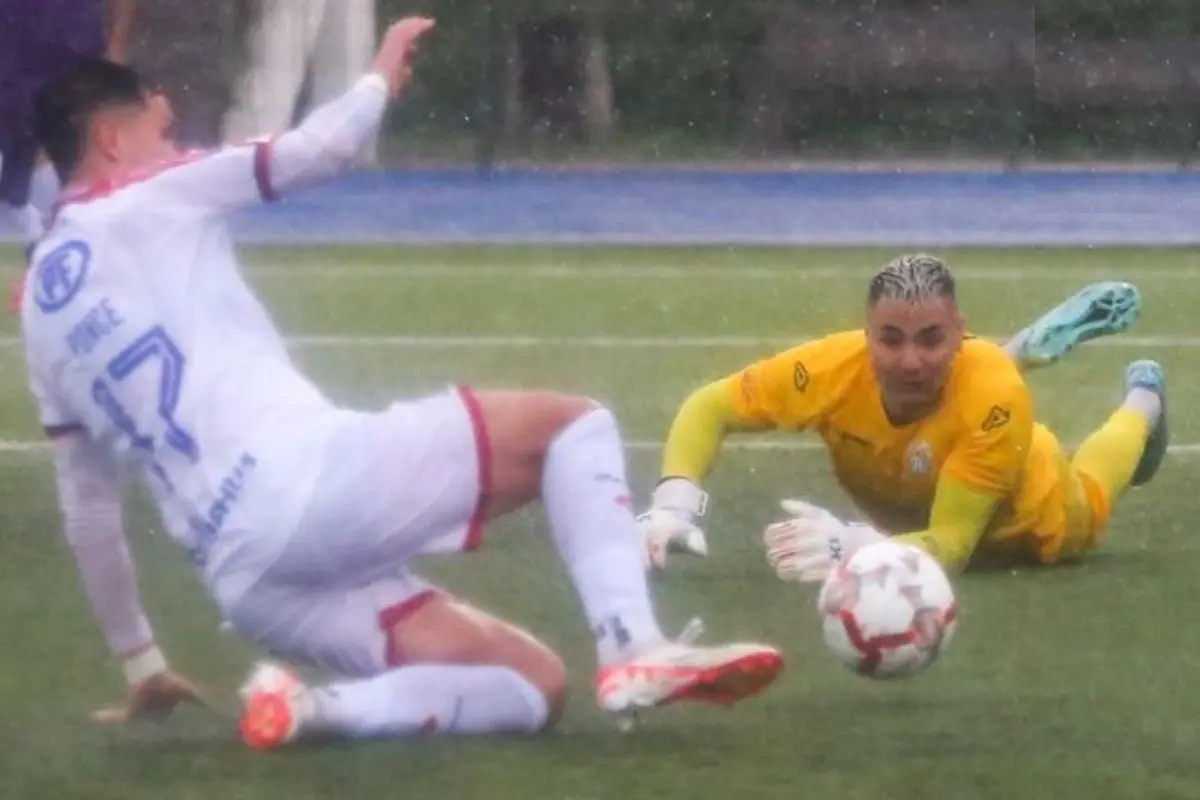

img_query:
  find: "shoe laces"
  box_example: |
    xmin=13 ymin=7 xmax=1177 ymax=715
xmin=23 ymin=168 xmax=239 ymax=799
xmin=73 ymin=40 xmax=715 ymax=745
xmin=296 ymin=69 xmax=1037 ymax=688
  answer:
xmin=676 ymin=617 xmax=705 ymax=646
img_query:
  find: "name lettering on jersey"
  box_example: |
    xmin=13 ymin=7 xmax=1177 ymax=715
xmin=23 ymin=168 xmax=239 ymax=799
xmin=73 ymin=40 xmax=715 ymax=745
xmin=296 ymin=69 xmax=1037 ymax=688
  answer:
xmin=66 ymin=298 xmax=125 ymax=357
xmin=187 ymin=452 xmax=258 ymax=560
xmin=981 ymin=405 xmax=1011 ymax=432
xmin=34 ymin=241 xmax=91 ymax=313
xmin=793 ymin=362 xmax=810 ymax=392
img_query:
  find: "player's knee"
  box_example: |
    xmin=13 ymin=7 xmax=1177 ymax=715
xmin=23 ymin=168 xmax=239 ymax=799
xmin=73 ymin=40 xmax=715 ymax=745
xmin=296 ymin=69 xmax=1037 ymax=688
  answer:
xmin=520 ymin=646 xmax=568 ymax=730
xmin=500 ymin=636 xmax=568 ymax=730
xmin=486 ymin=625 xmax=568 ymax=730
xmin=473 ymin=390 xmax=611 ymax=514
xmin=474 ymin=389 xmax=602 ymax=455
xmin=414 ymin=604 xmax=567 ymax=728
xmin=517 ymin=393 xmax=616 ymax=458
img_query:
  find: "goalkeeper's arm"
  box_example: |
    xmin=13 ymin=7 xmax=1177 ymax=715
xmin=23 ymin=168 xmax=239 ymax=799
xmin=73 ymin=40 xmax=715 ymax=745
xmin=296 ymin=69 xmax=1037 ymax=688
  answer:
xmin=660 ymin=379 xmax=770 ymax=484
xmin=639 ymin=380 xmax=771 ymax=565
xmin=650 ymin=378 xmax=770 ymax=517
xmin=891 ymin=477 xmax=1001 ymax=574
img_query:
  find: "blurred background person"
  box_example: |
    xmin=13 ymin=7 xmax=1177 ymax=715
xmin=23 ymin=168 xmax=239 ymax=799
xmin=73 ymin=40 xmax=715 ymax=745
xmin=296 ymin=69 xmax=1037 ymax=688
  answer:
xmin=0 ymin=0 xmax=135 ymax=246
xmin=224 ymin=0 xmax=377 ymax=163
xmin=123 ymin=0 xmax=232 ymax=149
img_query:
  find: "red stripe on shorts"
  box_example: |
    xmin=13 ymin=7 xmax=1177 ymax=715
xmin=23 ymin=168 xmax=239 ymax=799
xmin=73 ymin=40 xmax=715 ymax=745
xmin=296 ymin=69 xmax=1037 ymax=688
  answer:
xmin=456 ymin=386 xmax=492 ymax=552
xmin=378 ymin=589 xmax=441 ymax=667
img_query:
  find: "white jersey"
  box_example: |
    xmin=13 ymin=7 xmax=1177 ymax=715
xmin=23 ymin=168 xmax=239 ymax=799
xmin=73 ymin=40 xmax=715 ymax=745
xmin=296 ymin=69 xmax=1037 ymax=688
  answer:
xmin=21 ymin=74 xmax=389 ymax=573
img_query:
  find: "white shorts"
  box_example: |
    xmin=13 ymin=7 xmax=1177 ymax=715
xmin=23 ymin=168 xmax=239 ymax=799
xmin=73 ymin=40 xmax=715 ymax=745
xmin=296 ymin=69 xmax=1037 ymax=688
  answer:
xmin=218 ymin=385 xmax=491 ymax=677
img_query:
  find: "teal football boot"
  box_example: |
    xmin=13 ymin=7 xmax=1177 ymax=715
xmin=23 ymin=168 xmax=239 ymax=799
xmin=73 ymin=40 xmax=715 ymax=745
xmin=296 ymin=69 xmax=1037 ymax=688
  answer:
xmin=1008 ymin=281 xmax=1141 ymax=370
xmin=1124 ymin=359 xmax=1168 ymax=488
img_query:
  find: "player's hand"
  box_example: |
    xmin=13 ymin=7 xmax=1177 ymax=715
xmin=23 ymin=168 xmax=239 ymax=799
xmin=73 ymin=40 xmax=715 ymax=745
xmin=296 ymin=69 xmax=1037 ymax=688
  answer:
xmin=372 ymin=16 xmax=437 ymax=98
xmin=637 ymin=477 xmax=710 ymax=570
xmin=104 ymin=42 xmax=127 ymax=63
xmin=763 ymin=498 xmax=887 ymax=583
xmin=637 ymin=508 xmax=708 ymax=570
xmin=92 ymin=670 xmax=211 ymax=724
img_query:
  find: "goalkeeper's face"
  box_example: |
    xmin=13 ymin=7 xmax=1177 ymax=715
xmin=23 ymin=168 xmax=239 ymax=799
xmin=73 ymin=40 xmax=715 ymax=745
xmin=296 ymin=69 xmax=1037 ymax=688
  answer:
xmin=866 ymin=295 xmax=964 ymax=418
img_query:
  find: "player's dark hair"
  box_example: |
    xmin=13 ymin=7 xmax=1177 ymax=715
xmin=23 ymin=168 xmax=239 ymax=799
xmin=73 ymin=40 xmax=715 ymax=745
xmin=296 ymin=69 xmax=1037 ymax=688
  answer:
xmin=867 ymin=254 xmax=957 ymax=307
xmin=32 ymin=58 xmax=150 ymax=183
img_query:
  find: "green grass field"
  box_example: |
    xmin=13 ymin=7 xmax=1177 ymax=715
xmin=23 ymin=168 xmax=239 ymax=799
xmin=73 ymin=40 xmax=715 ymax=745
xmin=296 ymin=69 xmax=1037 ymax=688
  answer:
xmin=2 ymin=245 xmax=1200 ymax=799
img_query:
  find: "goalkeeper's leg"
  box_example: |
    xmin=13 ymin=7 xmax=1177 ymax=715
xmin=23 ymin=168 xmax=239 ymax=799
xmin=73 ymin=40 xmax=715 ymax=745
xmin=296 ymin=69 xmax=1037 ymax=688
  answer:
xmin=1004 ymin=281 xmax=1140 ymax=371
xmin=1044 ymin=361 xmax=1165 ymax=564
xmin=1070 ymin=360 xmax=1167 ymax=507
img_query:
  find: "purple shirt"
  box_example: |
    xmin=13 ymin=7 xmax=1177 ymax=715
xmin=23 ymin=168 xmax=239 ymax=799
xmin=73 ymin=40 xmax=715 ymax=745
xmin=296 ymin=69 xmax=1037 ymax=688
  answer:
xmin=0 ymin=0 xmax=106 ymax=143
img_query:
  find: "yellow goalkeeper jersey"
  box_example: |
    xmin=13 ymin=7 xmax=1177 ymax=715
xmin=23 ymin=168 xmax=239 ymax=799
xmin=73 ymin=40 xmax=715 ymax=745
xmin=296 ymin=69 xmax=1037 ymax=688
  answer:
xmin=723 ymin=330 xmax=1066 ymax=560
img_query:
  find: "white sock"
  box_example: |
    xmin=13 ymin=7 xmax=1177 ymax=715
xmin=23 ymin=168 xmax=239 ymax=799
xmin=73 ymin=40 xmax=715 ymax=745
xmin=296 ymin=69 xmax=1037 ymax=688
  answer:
xmin=1124 ymin=387 xmax=1162 ymax=427
xmin=308 ymin=665 xmax=549 ymax=739
xmin=542 ymin=407 xmax=665 ymax=665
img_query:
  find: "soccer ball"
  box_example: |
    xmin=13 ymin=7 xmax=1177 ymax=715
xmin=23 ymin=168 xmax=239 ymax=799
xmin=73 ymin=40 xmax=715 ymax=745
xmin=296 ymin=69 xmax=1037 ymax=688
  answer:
xmin=817 ymin=540 xmax=958 ymax=680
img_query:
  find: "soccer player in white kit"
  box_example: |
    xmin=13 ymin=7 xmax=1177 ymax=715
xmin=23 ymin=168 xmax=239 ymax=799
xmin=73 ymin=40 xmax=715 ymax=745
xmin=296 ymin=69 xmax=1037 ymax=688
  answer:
xmin=19 ymin=18 xmax=784 ymax=749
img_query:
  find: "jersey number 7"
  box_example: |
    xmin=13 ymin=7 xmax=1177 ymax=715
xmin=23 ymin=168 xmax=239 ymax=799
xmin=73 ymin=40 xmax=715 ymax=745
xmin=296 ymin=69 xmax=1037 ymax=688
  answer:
xmin=90 ymin=326 xmax=200 ymax=490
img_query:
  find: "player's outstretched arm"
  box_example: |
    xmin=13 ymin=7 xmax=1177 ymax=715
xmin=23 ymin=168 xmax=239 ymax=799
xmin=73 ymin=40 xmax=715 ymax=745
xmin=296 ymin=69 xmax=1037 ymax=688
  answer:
xmin=761 ymin=490 xmax=994 ymax=583
xmin=144 ymin=17 xmax=436 ymax=214
xmin=263 ymin=16 xmax=436 ymax=193
xmin=639 ymin=379 xmax=769 ymax=569
xmin=897 ymin=374 xmax=1034 ymax=573
xmin=661 ymin=380 xmax=760 ymax=484
xmin=49 ymin=432 xmax=208 ymax=722
xmin=891 ymin=479 xmax=1000 ymax=574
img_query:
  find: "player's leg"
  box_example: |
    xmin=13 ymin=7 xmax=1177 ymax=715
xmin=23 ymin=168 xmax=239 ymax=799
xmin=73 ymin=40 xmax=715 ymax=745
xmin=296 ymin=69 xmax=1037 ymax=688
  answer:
xmin=234 ymin=575 xmax=567 ymax=748
xmin=309 ymin=0 xmax=375 ymax=106
xmin=462 ymin=389 xmax=783 ymax=715
xmin=0 ymin=136 xmax=44 ymax=244
xmin=1030 ymin=361 xmax=1166 ymax=565
xmin=2 ymin=136 xmax=47 ymax=312
xmin=231 ymin=386 xmax=781 ymax=738
xmin=308 ymin=0 xmax=378 ymax=162
xmin=1004 ymin=281 xmax=1140 ymax=371
xmin=464 ymin=390 xmax=663 ymax=658
xmin=1070 ymin=359 xmax=1168 ymax=506
xmin=223 ymin=0 xmax=324 ymax=141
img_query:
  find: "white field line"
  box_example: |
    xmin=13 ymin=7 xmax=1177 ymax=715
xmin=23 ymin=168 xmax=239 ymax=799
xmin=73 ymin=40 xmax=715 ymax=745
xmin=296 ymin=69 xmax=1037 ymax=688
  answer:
xmin=281 ymin=333 xmax=1200 ymax=348
xmin=9 ymin=256 xmax=1200 ymax=281
xmin=0 ymin=334 xmax=1197 ymax=348
xmin=0 ymin=438 xmax=1197 ymax=455
xmin=240 ymin=263 xmax=1200 ymax=281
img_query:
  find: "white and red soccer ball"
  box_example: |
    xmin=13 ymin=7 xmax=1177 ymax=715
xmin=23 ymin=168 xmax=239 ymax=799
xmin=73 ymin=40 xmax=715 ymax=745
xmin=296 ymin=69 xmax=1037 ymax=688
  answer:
xmin=818 ymin=540 xmax=958 ymax=679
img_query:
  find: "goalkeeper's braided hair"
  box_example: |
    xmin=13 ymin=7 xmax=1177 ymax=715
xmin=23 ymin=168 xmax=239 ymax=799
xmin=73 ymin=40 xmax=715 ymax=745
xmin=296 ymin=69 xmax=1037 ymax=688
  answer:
xmin=867 ymin=254 xmax=956 ymax=307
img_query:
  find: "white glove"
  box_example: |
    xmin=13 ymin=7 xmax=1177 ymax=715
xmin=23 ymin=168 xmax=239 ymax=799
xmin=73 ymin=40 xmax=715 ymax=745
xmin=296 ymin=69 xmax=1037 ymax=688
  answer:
xmin=637 ymin=478 xmax=710 ymax=570
xmin=763 ymin=498 xmax=888 ymax=583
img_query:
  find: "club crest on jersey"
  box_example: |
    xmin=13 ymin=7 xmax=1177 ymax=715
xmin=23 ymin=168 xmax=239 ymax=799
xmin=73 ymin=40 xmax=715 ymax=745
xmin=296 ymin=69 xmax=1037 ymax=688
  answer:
xmin=34 ymin=240 xmax=91 ymax=313
xmin=907 ymin=441 xmax=933 ymax=476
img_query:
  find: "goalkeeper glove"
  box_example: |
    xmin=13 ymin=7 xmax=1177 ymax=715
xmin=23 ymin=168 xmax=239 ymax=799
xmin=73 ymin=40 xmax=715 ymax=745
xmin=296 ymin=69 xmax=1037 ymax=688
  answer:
xmin=636 ymin=477 xmax=710 ymax=570
xmin=763 ymin=498 xmax=888 ymax=583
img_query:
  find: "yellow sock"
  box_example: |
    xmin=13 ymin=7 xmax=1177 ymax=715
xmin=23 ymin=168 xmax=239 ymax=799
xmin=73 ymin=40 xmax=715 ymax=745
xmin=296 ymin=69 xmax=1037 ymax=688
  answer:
xmin=1070 ymin=407 xmax=1151 ymax=504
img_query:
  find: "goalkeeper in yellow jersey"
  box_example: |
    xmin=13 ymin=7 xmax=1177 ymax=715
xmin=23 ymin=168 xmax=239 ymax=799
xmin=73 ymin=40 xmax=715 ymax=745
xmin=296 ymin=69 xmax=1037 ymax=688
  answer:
xmin=637 ymin=254 xmax=1167 ymax=582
